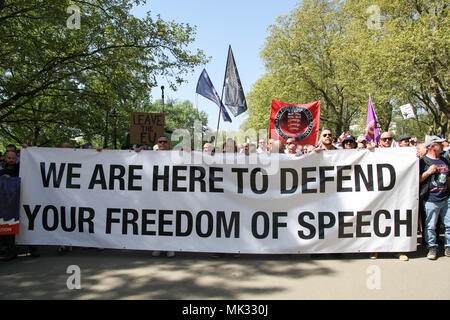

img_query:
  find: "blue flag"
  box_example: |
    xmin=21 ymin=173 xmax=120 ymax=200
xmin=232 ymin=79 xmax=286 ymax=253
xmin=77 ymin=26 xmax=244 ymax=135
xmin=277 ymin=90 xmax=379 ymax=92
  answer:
xmin=196 ymin=69 xmax=232 ymax=122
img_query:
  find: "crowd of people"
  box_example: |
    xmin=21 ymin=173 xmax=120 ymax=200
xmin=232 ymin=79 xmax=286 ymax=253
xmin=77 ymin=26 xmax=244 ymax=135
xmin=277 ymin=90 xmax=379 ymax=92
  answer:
xmin=0 ymin=128 xmax=449 ymax=262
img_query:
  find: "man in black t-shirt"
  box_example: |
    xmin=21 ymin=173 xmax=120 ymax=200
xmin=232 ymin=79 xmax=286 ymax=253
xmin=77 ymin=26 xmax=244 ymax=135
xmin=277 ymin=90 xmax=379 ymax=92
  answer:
xmin=420 ymin=136 xmax=450 ymax=260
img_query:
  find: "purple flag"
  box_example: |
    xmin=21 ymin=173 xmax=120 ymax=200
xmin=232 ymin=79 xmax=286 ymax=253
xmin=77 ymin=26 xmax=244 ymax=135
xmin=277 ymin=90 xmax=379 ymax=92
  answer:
xmin=365 ymin=96 xmax=380 ymax=144
xmin=196 ymin=69 xmax=232 ymax=122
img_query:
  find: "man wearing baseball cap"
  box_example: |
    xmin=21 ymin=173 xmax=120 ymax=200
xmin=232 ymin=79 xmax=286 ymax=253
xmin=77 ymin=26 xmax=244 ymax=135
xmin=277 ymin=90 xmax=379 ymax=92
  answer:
xmin=420 ymin=135 xmax=450 ymax=260
xmin=398 ymin=135 xmax=411 ymax=147
xmin=342 ymin=135 xmax=357 ymax=149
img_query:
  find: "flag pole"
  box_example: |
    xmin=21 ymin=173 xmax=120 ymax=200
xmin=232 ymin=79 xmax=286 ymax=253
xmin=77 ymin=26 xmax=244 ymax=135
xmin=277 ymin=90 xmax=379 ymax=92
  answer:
xmin=214 ymin=45 xmax=232 ymax=150
xmin=214 ymin=83 xmax=227 ymax=150
xmin=214 ymin=98 xmax=222 ymax=150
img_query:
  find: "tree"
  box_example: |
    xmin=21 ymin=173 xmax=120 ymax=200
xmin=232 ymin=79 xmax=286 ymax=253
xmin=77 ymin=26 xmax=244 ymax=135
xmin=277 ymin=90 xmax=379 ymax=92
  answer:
xmin=0 ymin=0 xmax=208 ymax=146
xmin=247 ymin=0 xmax=362 ymax=136
xmin=245 ymin=0 xmax=449 ymax=138
xmin=342 ymin=0 xmax=449 ymax=135
xmin=244 ymin=73 xmax=278 ymax=133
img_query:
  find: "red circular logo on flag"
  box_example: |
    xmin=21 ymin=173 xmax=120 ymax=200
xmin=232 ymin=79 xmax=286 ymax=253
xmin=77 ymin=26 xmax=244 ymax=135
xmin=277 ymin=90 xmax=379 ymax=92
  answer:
xmin=274 ymin=106 xmax=315 ymax=142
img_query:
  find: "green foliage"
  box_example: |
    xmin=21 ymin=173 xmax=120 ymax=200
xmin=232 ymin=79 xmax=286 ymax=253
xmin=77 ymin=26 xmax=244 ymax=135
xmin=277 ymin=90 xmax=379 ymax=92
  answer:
xmin=0 ymin=0 xmax=208 ymax=147
xmin=244 ymin=0 xmax=449 ymax=138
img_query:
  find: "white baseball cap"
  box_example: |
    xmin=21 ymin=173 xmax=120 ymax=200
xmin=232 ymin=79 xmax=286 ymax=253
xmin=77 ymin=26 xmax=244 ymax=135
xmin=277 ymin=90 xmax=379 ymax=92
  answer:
xmin=425 ymin=135 xmax=445 ymax=147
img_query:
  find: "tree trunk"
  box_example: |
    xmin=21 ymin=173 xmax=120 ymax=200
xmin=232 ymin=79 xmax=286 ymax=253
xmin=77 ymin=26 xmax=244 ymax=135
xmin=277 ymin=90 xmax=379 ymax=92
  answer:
xmin=103 ymin=109 xmax=109 ymax=148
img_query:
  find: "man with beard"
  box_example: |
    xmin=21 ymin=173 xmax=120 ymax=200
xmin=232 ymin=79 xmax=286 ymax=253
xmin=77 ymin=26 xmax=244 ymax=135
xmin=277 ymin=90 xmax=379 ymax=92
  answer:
xmin=317 ymin=128 xmax=337 ymax=151
xmin=420 ymin=136 xmax=450 ymax=260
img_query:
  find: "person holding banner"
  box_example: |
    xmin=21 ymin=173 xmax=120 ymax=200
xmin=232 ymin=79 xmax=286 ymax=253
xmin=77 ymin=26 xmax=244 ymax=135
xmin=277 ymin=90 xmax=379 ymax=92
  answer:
xmin=378 ymin=132 xmax=394 ymax=148
xmin=156 ymin=135 xmax=170 ymax=151
xmin=5 ymin=144 xmax=19 ymax=163
xmin=370 ymin=131 xmax=409 ymax=261
xmin=0 ymin=151 xmax=4 ymax=169
xmin=417 ymin=141 xmax=429 ymax=245
xmin=398 ymin=135 xmax=411 ymax=147
xmin=58 ymin=142 xmax=74 ymax=254
xmin=243 ymin=142 xmax=256 ymax=156
xmin=342 ymin=135 xmax=357 ymax=149
xmin=203 ymin=142 xmax=214 ymax=155
xmin=420 ymin=136 xmax=450 ymax=260
xmin=315 ymin=128 xmax=337 ymax=151
xmin=356 ymin=136 xmax=369 ymax=149
xmin=0 ymin=151 xmax=19 ymax=178
xmin=267 ymin=139 xmax=274 ymax=153
xmin=222 ymin=138 xmax=237 ymax=153
xmin=270 ymin=140 xmax=285 ymax=154
xmin=285 ymin=138 xmax=300 ymax=155
xmin=0 ymin=151 xmax=39 ymax=261
xmin=257 ymin=139 xmax=267 ymax=153
xmin=152 ymin=135 xmax=175 ymax=258
xmin=0 ymin=151 xmax=20 ymax=262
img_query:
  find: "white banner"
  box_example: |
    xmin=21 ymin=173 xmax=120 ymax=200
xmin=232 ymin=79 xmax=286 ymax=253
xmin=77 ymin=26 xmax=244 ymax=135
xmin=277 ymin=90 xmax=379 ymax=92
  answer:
xmin=17 ymin=147 xmax=418 ymax=254
xmin=399 ymin=104 xmax=416 ymax=119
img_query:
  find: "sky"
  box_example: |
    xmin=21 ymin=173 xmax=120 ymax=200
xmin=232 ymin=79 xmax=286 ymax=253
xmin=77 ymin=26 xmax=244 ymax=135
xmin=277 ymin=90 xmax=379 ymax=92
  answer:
xmin=132 ymin=0 xmax=300 ymax=132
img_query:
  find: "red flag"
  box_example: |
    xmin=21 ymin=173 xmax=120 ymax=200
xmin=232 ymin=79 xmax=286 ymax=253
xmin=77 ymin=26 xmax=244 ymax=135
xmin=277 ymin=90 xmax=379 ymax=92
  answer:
xmin=269 ymin=100 xmax=320 ymax=145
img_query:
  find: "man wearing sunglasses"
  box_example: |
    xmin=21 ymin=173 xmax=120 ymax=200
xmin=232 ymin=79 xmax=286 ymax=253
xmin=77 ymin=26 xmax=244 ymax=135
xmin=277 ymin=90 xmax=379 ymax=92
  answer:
xmin=317 ymin=128 xmax=337 ymax=151
xmin=285 ymin=137 xmax=300 ymax=155
xmin=157 ymin=135 xmax=170 ymax=151
xmin=342 ymin=135 xmax=357 ymax=149
xmin=379 ymin=132 xmax=394 ymax=148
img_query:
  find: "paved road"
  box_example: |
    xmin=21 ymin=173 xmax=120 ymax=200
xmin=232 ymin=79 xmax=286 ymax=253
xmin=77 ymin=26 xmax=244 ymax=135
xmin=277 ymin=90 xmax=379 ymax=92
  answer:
xmin=1 ymin=241 xmax=449 ymax=300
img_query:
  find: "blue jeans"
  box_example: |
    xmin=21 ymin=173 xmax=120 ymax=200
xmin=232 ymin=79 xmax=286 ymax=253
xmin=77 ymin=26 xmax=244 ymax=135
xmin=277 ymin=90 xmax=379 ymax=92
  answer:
xmin=424 ymin=197 xmax=450 ymax=249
